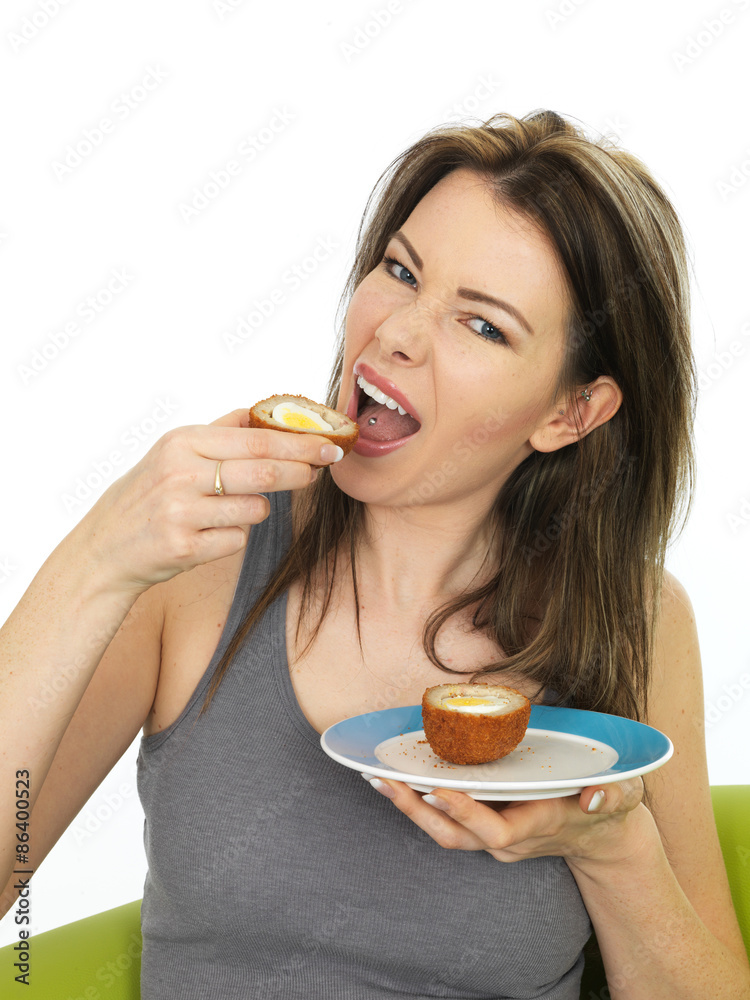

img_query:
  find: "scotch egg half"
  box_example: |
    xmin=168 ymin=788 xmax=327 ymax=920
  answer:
xmin=248 ymin=395 xmax=359 ymax=456
xmin=421 ymin=683 xmax=531 ymax=765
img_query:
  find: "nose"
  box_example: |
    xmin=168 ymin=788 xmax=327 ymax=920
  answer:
xmin=374 ymin=301 xmax=432 ymax=365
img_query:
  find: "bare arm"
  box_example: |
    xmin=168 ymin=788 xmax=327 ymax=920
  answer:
xmin=0 ymin=410 xmax=342 ymax=898
xmin=0 ymin=535 xmax=151 ymax=895
xmin=0 ymin=580 xmax=163 ymax=920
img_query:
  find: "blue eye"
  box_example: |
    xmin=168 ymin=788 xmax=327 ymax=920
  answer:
xmin=381 ymin=255 xmax=417 ymax=286
xmin=466 ymin=317 xmax=509 ymax=346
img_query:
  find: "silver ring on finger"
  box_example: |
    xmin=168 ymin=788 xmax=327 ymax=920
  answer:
xmin=214 ymin=461 xmax=225 ymax=496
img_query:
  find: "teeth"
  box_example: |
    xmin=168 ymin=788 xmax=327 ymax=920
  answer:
xmin=357 ymin=375 xmax=411 ymax=417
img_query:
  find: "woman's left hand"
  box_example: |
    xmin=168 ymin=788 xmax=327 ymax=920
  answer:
xmin=364 ymin=774 xmax=648 ymax=866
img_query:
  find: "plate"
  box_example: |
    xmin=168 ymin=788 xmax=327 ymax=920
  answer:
xmin=320 ymin=704 xmax=673 ymax=800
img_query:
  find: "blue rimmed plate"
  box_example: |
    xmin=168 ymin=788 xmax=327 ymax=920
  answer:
xmin=320 ymin=704 xmax=673 ymax=800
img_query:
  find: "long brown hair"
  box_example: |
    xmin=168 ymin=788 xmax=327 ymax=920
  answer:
xmin=200 ymin=110 xmax=696 ymax=723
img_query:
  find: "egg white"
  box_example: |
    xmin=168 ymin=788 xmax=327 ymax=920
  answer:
xmin=440 ymin=695 xmax=511 ymax=716
xmin=271 ymin=402 xmax=333 ymax=432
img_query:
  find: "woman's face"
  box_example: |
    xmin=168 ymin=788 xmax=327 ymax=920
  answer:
xmin=332 ymin=167 xmax=572 ymax=510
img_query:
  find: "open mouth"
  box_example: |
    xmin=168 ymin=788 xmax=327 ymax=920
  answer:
xmin=354 ymin=374 xmax=421 ymax=443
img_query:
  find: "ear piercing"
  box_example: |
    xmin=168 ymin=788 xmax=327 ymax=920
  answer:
xmin=580 ymin=387 xmax=592 ymax=402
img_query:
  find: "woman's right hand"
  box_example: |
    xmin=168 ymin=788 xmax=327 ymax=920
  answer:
xmin=70 ymin=407 xmax=343 ymax=597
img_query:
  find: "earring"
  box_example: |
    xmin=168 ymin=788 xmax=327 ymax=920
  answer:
xmin=580 ymin=387 xmax=592 ymax=402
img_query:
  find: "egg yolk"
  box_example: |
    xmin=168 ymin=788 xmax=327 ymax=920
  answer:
xmin=271 ymin=401 xmax=334 ymax=432
xmin=443 ymin=697 xmax=495 ymax=708
xmin=282 ymin=412 xmax=324 ymax=430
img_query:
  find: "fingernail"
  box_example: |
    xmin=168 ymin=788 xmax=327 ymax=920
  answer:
xmin=587 ymin=789 xmax=606 ymax=813
xmin=368 ymin=778 xmax=395 ymax=799
xmin=320 ymin=443 xmax=344 ymax=463
xmin=423 ymin=794 xmax=450 ymax=812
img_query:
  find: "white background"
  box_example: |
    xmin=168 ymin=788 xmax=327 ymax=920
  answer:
xmin=1 ymin=0 xmax=749 ymax=945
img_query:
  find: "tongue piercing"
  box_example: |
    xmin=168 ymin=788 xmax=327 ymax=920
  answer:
xmin=368 ymin=417 xmax=377 ymax=425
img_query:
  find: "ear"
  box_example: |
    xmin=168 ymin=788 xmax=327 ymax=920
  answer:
xmin=529 ymin=376 xmax=623 ymax=453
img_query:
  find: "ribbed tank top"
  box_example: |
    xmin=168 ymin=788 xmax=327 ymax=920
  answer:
xmin=136 ymin=490 xmax=591 ymax=999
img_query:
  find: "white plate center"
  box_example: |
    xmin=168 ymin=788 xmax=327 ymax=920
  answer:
xmin=374 ymin=728 xmax=619 ymax=783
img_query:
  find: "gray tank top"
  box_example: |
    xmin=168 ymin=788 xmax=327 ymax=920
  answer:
xmin=137 ymin=490 xmax=591 ymax=999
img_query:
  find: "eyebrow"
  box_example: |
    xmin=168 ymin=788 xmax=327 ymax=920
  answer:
xmin=391 ymin=230 xmax=535 ymax=337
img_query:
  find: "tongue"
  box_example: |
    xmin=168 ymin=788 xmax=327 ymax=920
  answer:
xmin=358 ymin=398 xmax=420 ymax=441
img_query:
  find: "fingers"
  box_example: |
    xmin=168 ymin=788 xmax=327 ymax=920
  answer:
xmin=365 ymin=774 xmax=647 ymax=865
xmin=183 ymin=424 xmax=343 ymax=466
xmin=418 ymin=787 xmax=574 ymax=860
xmin=150 ymin=424 xmax=346 ymax=501
xmin=369 ymin=779 xmax=550 ymax=861
xmin=181 ymin=524 xmax=250 ymax=566
xmin=211 ymin=456 xmax=317 ymax=496
xmin=579 ymin=777 xmax=644 ymax=816
xmin=165 ymin=426 xmax=345 ymax=496
xmin=365 ymin=778 xmax=489 ymax=851
xmin=89 ymin=415 xmax=347 ymax=591
xmin=195 ymin=493 xmax=272 ymax=529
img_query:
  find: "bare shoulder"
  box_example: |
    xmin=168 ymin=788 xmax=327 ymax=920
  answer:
xmin=649 ymin=569 xmax=701 ymax=697
xmin=647 ymin=567 xmax=706 ymax=791
xmin=658 ymin=567 xmax=697 ymax=632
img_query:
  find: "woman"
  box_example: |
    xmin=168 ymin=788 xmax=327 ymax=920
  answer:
xmin=1 ymin=110 xmax=747 ymax=998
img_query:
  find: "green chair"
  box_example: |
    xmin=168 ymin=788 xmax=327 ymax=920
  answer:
xmin=2 ymin=786 xmax=747 ymax=999
xmin=0 ymin=896 xmax=142 ymax=999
